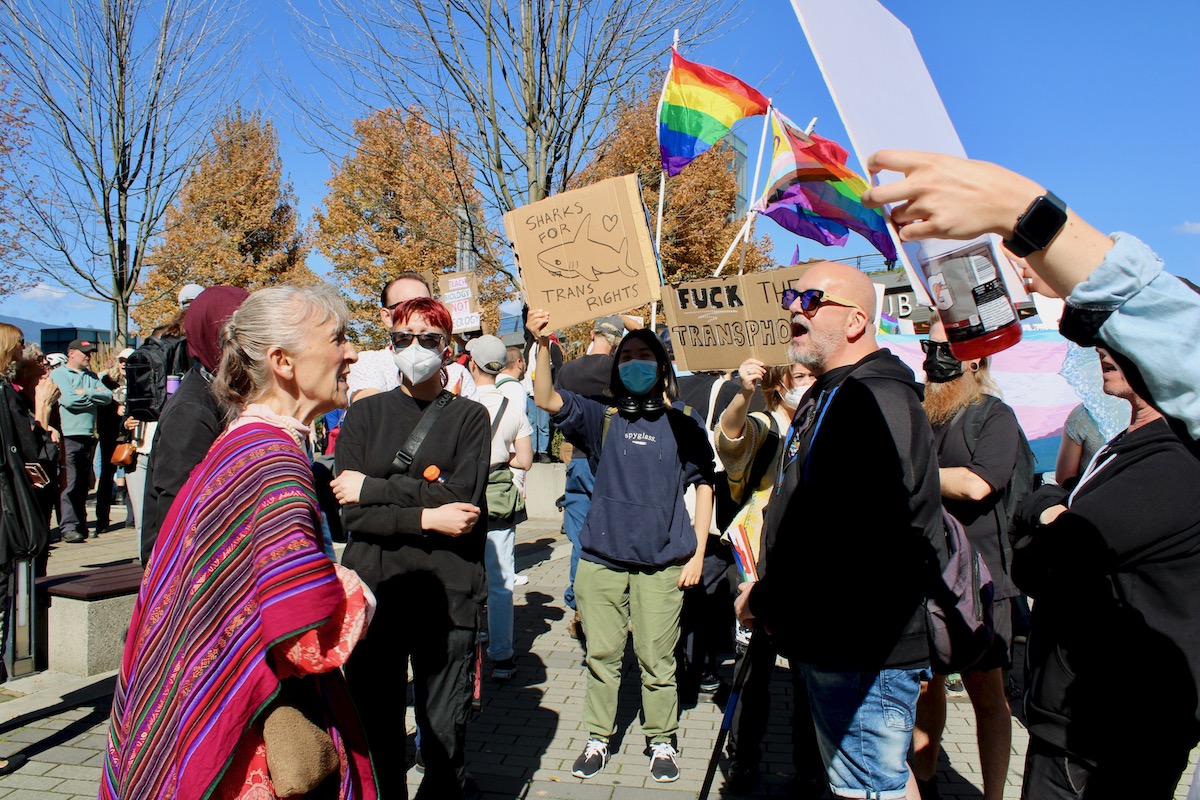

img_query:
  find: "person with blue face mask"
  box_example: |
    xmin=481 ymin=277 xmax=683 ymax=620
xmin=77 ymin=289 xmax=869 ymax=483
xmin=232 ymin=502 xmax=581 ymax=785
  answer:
xmin=526 ymin=310 xmax=717 ymax=785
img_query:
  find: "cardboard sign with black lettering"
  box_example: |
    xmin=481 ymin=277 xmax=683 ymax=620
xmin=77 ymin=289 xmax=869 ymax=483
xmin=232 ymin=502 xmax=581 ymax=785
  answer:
xmin=443 ymin=272 xmax=481 ymax=332
xmin=504 ymin=174 xmax=661 ymax=330
xmin=663 ymin=263 xmax=832 ymax=372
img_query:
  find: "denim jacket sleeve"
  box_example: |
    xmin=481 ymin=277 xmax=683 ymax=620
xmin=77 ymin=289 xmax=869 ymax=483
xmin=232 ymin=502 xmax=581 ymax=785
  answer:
xmin=1062 ymin=233 xmax=1200 ymax=441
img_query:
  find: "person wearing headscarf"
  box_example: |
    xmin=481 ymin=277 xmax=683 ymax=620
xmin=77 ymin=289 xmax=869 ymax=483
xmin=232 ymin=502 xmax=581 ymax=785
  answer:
xmin=140 ymin=285 xmax=248 ymax=564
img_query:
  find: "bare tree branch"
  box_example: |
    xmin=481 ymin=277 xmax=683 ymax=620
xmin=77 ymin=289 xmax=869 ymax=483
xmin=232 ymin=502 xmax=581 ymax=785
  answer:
xmin=0 ymin=0 xmax=250 ymax=344
xmin=290 ymin=0 xmax=742 ymax=219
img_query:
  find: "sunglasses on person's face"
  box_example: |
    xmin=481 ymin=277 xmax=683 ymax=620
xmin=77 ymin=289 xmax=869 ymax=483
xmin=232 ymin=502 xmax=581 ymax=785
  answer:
xmin=781 ymin=288 xmax=865 ymax=315
xmin=919 ymin=339 xmax=954 ymax=356
xmin=391 ymin=331 xmax=445 ymax=351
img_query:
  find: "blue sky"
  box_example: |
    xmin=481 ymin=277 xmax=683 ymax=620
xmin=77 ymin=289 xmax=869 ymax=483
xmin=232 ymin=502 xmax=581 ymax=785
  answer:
xmin=4 ymin=0 xmax=1197 ymax=330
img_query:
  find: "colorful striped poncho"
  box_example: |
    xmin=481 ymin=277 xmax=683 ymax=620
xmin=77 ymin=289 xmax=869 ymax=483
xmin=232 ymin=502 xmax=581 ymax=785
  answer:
xmin=101 ymin=422 xmax=377 ymax=800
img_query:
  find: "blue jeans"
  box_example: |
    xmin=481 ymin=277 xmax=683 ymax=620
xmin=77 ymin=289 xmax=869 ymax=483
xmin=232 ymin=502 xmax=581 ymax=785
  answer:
xmin=561 ymin=456 xmax=595 ymax=610
xmin=526 ymin=396 xmax=550 ymax=454
xmin=799 ymin=665 xmax=929 ymax=800
xmin=484 ymin=517 xmax=516 ymax=661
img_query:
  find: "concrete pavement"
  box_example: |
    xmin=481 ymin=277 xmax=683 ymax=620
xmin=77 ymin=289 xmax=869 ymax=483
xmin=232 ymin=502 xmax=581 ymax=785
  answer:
xmin=0 ymin=511 xmax=1196 ymax=799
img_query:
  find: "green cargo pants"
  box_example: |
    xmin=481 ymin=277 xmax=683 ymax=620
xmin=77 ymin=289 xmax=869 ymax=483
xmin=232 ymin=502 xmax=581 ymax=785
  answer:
xmin=575 ymin=559 xmax=684 ymax=744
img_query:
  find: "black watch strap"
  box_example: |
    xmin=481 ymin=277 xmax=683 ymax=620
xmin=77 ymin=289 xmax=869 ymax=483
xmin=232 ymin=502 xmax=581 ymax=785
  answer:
xmin=1003 ymin=191 xmax=1068 ymax=258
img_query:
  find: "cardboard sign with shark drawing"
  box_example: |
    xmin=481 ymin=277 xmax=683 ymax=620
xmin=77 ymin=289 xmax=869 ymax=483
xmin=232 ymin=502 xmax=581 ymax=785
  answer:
xmin=504 ymin=174 xmax=662 ymax=330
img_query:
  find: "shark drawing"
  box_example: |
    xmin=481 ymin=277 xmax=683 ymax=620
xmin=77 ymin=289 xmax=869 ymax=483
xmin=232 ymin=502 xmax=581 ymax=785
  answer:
xmin=536 ymin=215 xmax=641 ymax=282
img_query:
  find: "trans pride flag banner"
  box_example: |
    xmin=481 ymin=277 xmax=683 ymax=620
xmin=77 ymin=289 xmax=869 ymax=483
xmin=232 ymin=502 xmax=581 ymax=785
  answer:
xmin=755 ymin=108 xmax=897 ymax=261
xmin=879 ymin=331 xmax=1074 ymax=472
xmin=657 ymin=49 xmax=770 ymax=176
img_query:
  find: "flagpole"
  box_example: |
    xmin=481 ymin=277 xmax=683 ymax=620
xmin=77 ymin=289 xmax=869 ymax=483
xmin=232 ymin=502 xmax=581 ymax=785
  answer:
xmin=654 ymin=169 xmax=666 ymax=260
xmin=650 ymin=30 xmax=680 ymax=337
xmin=735 ymin=102 xmax=773 ymax=276
xmin=724 ymin=101 xmax=772 ymax=277
xmin=654 ymin=29 xmax=679 ymax=252
xmin=714 ymin=213 xmax=755 ymax=277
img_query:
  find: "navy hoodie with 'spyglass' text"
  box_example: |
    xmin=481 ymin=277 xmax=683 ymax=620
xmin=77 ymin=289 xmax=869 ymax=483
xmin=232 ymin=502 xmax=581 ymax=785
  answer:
xmin=552 ymin=390 xmax=716 ymax=571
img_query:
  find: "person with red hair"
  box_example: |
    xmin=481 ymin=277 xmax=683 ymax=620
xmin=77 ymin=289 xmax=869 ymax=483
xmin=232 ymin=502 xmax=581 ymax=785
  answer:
xmin=332 ymin=297 xmax=491 ymax=799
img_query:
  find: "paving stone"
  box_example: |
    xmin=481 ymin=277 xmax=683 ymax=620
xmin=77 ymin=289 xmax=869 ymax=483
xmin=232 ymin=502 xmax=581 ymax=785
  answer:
xmin=45 ymin=764 xmax=101 ymax=780
xmin=47 ymin=780 xmax=98 ymax=796
xmin=0 ymin=773 xmax=64 ymax=791
xmin=4 ymin=790 xmax=71 ymax=800
xmin=28 ymin=745 xmax=96 ymax=766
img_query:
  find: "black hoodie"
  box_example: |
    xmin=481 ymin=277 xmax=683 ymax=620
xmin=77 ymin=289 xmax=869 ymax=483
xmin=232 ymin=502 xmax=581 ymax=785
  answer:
xmin=748 ymin=349 xmax=945 ymax=670
xmin=1014 ymin=417 xmax=1200 ymax=760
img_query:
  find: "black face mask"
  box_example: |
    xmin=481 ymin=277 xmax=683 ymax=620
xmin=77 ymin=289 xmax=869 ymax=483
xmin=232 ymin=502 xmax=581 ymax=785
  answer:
xmin=921 ymin=340 xmax=964 ymax=384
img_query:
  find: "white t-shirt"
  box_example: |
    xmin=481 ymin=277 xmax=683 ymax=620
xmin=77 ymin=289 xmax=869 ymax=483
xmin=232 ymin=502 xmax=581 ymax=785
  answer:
xmin=474 ymin=384 xmax=532 ymax=468
xmin=494 ymin=374 xmax=528 ymax=408
xmin=494 ymin=375 xmax=531 ymax=491
xmin=347 ymin=348 xmax=477 ymax=401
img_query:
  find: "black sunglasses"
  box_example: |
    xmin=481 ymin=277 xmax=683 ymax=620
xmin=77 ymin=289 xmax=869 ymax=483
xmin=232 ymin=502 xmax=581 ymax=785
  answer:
xmin=391 ymin=331 xmax=445 ymax=351
xmin=919 ymin=340 xmax=954 ymax=355
xmin=781 ymin=288 xmax=865 ymax=314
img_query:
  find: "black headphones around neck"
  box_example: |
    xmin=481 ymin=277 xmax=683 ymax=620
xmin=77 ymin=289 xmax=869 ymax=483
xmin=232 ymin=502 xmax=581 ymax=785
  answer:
xmin=617 ymin=395 xmax=667 ymax=416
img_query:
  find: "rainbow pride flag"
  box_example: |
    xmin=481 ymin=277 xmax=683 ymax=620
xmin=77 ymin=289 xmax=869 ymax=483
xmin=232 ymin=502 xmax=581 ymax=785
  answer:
xmin=755 ymin=109 xmax=897 ymax=261
xmin=658 ymin=49 xmax=770 ymax=176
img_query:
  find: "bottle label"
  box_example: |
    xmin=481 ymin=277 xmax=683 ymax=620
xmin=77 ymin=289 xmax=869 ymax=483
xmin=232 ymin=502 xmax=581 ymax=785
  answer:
xmin=923 ymin=241 xmax=1017 ymax=342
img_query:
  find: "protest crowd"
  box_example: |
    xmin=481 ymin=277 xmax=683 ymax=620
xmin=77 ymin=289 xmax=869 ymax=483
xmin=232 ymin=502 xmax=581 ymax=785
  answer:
xmin=2 ymin=136 xmax=1200 ymax=800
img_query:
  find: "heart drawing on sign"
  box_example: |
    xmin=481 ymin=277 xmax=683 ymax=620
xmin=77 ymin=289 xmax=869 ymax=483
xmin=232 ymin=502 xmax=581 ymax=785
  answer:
xmin=602 ymin=215 xmax=618 ymax=232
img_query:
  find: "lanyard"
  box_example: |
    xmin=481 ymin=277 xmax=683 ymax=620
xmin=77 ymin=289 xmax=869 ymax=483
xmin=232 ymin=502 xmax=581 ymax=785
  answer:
xmin=777 ymin=385 xmax=840 ymax=494
xmin=1067 ymin=441 xmax=1118 ymax=506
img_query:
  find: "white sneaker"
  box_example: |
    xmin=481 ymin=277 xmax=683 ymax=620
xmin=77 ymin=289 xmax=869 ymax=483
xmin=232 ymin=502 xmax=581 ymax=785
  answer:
xmin=514 ymin=574 xmax=529 ymax=586
xmin=649 ymin=741 xmax=680 ymax=782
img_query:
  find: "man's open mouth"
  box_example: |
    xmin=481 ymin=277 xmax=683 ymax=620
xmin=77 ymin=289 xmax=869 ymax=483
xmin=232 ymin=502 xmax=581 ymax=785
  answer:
xmin=791 ymin=315 xmax=809 ymax=340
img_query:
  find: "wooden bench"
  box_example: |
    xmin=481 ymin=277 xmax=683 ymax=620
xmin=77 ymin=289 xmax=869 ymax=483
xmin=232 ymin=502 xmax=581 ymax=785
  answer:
xmin=37 ymin=561 xmax=143 ymax=677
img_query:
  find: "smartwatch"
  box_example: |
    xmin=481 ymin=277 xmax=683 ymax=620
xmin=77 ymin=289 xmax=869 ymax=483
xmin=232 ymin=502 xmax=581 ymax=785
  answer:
xmin=1003 ymin=191 xmax=1068 ymax=258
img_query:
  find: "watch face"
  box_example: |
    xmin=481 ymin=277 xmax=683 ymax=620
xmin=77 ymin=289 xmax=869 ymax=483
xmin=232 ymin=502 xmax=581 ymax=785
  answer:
xmin=1020 ymin=193 xmax=1068 ymax=248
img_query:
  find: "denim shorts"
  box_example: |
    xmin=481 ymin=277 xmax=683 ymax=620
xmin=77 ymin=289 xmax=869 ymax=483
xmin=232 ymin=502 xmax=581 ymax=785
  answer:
xmin=799 ymin=665 xmax=930 ymax=800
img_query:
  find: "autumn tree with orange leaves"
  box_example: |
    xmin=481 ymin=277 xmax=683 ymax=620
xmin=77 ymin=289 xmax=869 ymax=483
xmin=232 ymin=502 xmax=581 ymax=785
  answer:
xmin=133 ymin=109 xmax=312 ymax=331
xmin=313 ymin=107 xmax=511 ymax=347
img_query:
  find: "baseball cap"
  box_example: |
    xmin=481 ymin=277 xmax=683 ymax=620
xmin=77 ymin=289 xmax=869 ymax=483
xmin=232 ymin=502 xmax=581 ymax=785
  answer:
xmin=594 ymin=316 xmax=625 ymax=338
xmin=67 ymin=339 xmax=98 ymax=354
xmin=118 ymin=347 xmax=135 ymax=361
xmin=178 ymin=283 xmax=205 ymax=308
xmin=466 ymin=334 xmax=507 ymax=375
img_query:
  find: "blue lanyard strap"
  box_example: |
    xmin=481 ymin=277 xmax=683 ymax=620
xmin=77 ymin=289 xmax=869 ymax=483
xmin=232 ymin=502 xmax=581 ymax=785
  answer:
xmin=802 ymin=385 xmax=839 ymax=483
xmin=776 ymin=385 xmax=841 ymax=494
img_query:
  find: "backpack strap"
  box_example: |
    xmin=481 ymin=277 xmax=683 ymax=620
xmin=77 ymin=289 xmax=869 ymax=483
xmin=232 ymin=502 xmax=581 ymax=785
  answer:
xmin=489 ymin=397 xmax=509 ymax=438
xmin=495 ymin=375 xmax=517 ymax=388
xmin=959 ymin=395 xmax=999 ymax=457
xmin=601 ymin=406 xmax=617 ymax=448
xmin=389 ymin=390 xmax=456 ymax=476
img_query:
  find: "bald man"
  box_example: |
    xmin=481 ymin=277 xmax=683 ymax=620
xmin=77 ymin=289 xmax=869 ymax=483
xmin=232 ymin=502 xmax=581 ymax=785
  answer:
xmin=734 ymin=262 xmax=945 ymax=800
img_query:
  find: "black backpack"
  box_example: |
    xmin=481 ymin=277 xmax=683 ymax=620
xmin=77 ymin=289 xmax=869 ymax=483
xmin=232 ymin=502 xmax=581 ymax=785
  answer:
xmin=961 ymin=394 xmax=1038 ymax=538
xmin=125 ymin=335 xmax=191 ymax=422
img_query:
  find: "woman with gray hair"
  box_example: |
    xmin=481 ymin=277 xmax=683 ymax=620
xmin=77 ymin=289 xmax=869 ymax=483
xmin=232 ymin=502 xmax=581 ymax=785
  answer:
xmin=102 ymin=284 xmax=378 ymax=800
